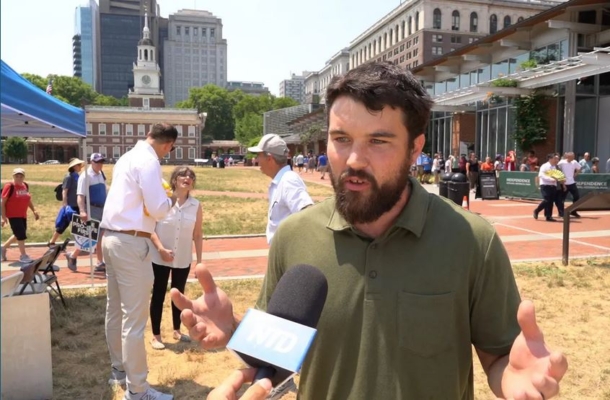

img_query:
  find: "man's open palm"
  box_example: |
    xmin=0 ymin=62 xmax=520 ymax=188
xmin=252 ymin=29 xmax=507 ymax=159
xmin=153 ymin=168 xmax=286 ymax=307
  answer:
xmin=171 ymin=263 xmax=235 ymax=349
xmin=501 ymin=301 xmax=568 ymax=399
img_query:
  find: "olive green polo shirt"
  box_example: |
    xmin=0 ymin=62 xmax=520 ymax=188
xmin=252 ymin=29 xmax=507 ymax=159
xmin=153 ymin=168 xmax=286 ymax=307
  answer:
xmin=256 ymin=178 xmax=521 ymax=399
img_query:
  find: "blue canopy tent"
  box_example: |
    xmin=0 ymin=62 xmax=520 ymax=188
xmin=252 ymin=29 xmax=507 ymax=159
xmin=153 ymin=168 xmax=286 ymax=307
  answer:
xmin=1 ymin=60 xmax=97 ymax=285
xmin=1 ymin=60 xmax=86 ymax=138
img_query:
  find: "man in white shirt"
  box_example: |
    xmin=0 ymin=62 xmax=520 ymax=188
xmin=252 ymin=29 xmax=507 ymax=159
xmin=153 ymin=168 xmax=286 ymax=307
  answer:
xmin=100 ymin=123 xmax=178 ymax=400
xmin=533 ymin=153 xmax=560 ymax=222
xmin=248 ymin=134 xmax=314 ymax=244
xmin=557 ymin=152 xmax=581 ymax=218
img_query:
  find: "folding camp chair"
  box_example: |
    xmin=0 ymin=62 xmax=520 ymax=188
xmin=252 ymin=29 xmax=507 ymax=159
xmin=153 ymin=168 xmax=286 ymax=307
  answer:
xmin=37 ymin=238 xmax=70 ymax=308
xmin=16 ymin=253 xmax=51 ymax=296
xmin=1 ymin=271 xmax=24 ymax=297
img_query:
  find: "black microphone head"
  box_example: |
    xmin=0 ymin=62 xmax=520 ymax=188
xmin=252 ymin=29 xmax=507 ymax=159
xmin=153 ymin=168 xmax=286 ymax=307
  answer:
xmin=266 ymin=264 xmax=328 ymax=329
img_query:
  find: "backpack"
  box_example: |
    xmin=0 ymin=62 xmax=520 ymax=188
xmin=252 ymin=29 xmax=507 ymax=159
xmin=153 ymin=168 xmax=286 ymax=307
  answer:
xmin=6 ymin=182 xmax=29 ymax=200
xmin=54 ymin=184 xmax=63 ymax=201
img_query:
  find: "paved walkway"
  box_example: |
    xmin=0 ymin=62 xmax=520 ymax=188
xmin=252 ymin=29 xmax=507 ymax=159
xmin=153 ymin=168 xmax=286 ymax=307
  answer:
xmin=2 ymin=176 xmax=608 ymax=288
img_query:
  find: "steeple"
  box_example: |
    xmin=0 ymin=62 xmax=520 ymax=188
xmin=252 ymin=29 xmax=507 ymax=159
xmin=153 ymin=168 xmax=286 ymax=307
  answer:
xmin=143 ymin=12 xmax=150 ymax=40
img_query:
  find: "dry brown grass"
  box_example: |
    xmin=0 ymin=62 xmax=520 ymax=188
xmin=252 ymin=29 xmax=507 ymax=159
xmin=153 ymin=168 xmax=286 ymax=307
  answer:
xmin=49 ymin=258 xmax=610 ymax=399
xmin=1 ymin=164 xmax=334 ymax=198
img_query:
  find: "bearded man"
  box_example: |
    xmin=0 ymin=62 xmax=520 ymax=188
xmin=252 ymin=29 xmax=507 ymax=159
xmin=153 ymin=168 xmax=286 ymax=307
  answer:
xmin=172 ymin=62 xmax=567 ymax=400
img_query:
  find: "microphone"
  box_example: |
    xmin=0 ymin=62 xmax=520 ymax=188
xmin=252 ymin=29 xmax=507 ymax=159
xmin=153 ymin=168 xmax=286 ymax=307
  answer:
xmin=226 ymin=264 xmax=328 ymax=390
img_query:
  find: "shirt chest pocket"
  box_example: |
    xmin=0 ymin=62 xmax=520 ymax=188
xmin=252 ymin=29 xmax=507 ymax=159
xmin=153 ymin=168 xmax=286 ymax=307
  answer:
xmin=181 ymin=212 xmax=197 ymax=230
xmin=398 ymin=291 xmax=455 ymax=358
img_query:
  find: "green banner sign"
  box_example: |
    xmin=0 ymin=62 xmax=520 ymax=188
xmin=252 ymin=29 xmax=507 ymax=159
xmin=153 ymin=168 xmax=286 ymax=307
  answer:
xmin=499 ymin=172 xmax=610 ymax=200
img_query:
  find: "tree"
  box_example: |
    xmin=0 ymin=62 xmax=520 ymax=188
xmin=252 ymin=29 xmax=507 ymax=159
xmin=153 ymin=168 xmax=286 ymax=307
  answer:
xmin=22 ymin=73 xmax=126 ymax=108
xmin=273 ymin=97 xmax=299 ymax=109
xmin=93 ymin=94 xmax=125 ymax=106
xmin=235 ymin=112 xmax=263 ymax=145
xmin=177 ymin=85 xmax=235 ymax=140
xmin=2 ymin=137 xmax=28 ymax=161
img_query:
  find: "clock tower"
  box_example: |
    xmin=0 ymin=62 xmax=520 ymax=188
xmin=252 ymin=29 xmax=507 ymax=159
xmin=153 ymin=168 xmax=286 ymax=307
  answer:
xmin=128 ymin=12 xmax=165 ymax=108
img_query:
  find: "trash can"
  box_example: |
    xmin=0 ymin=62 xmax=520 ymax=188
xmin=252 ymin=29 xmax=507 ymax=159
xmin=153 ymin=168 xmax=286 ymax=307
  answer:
xmin=439 ymin=173 xmax=453 ymax=198
xmin=448 ymin=173 xmax=470 ymax=206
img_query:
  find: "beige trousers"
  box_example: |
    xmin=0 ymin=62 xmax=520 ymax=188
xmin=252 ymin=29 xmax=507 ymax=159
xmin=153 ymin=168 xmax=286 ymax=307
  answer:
xmin=102 ymin=231 xmax=153 ymax=393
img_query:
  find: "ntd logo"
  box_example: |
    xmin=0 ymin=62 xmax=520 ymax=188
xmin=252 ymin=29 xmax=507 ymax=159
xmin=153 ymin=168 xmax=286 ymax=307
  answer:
xmin=246 ymin=325 xmax=298 ymax=353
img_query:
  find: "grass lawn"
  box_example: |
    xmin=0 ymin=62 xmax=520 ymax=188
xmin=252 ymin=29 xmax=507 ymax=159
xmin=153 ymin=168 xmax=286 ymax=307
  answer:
xmin=50 ymin=258 xmax=610 ymax=400
xmin=1 ymin=164 xmax=333 ymax=242
xmin=0 ymin=164 xmax=334 ymax=197
xmin=0 ymin=186 xmax=271 ymax=242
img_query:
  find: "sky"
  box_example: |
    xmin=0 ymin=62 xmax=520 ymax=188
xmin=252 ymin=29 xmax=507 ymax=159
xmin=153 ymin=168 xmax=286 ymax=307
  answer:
xmin=1 ymin=0 xmax=404 ymax=96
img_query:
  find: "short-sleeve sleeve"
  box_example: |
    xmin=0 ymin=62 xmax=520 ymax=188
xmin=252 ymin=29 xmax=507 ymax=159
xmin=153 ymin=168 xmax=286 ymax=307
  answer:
xmin=77 ymin=172 xmax=87 ymax=196
xmin=62 ymin=174 xmax=71 ymax=190
xmin=282 ymin=175 xmax=314 ymax=214
xmin=470 ymin=232 xmax=521 ymax=355
xmin=1 ymin=183 xmax=11 ymax=198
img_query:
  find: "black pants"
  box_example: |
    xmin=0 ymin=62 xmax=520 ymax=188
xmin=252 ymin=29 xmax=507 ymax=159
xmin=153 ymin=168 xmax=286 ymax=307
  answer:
xmin=561 ymin=183 xmax=580 ymax=215
xmin=150 ymin=262 xmax=191 ymax=335
xmin=535 ymin=185 xmax=557 ymax=219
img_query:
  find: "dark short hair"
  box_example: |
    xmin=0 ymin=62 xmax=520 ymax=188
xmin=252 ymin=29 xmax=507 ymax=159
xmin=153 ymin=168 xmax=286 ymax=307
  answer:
xmin=149 ymin=123 xmax=178 ymax=144
xmin=325 ymin=62 xmax=434 ymax=146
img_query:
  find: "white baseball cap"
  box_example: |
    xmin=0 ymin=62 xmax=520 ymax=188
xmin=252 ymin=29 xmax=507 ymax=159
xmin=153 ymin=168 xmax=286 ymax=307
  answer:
xmin=247 ymin=134 xmax=288 ymax=157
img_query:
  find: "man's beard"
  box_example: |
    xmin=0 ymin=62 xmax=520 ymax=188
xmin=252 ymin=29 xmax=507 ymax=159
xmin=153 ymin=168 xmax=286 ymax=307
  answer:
xmin=330 ymin=158 xmax=412 ymax=225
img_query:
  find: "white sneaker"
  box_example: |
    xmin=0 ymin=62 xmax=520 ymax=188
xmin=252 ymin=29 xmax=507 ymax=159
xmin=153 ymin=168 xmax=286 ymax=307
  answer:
xmin=123 ymin=388 xmax=173 ymax=400
xmin=19 ymin=254 xmax=33 ymax=263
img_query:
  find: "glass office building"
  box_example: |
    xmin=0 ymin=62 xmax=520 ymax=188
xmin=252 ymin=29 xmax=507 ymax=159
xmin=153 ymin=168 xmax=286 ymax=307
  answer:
xmin=73 ymin=0 xmax=100 ymax=91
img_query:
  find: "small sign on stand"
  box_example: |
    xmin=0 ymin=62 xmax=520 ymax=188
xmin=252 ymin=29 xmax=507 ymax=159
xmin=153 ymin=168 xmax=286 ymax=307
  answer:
xmin=479 ymin=172 xmax=500 ymax=200
xmin=70 ymin=215 xmax=100 ymax=253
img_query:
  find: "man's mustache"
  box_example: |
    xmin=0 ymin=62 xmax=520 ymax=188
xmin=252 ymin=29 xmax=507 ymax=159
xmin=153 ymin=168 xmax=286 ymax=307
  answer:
xmin=339 ymin=168 xmax=375 ymax=182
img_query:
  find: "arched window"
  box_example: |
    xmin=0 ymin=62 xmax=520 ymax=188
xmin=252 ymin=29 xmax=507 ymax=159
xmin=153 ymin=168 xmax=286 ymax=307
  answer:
xmin=490 ymin=14 xmax=498 ymax=34
xmin=504 ymin=15 xmax=511 ymax=28
xmin=433 ymin=8 xmax=442 ymax=29
xmin=470 ymin=12 xmax=478 ymax=32
xmin=390 ymin=29 xmax=394 ymax=46
xmin=415 ymin=12 xmax=420 ymax=31
xmin=144 ymin=49 xmax=148 ymax=61
xmin=368 ymin=43 xmax=372 ymax=58
xmin=384 ymin=32 xmax=388 ymax=49
xmin=408 ymin=16 xmax=412 ymax=35
xmin=150 ymin=49 xmax=154 ymax=61
xmin=401 ymin=21 xmax=405 ymax=39
xmin=452 ymin=10 xmax=460 ymax=31
xmin=517 ymin=16 xmax=524 ymax=22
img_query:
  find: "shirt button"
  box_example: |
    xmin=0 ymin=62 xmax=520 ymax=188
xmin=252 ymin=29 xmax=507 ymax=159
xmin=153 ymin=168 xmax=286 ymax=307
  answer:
xmin=371 ymin=244 xmax=378 ymax=250
xmin=369 ymin=270 xmax=377 ymax=279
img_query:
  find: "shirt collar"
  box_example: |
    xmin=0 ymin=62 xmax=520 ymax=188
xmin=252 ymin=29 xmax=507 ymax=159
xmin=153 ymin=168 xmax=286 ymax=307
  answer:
xmin=271 ymin=165 xmax=292 ymax=186
xmin=326 ymin=177 xmax=429 ymax=238
xmin=136 ymin=140 xmax=158 ymax=158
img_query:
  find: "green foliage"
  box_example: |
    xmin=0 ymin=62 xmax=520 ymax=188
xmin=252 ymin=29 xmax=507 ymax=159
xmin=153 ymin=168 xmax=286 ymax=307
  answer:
xmin=176 ymin=85 xmax=300 ymax=143
xmin=2 ymin=137 xmax=29 ymax=161
xmin=177 ymin=85 xmax=235 ymax=141
xmin=272 ymin=97 xmax=299 ymax=109
xmin=513 ymin=92 xmax=548 ymax=152
xmin=22 ymin=73 xmax=126 ymax=108
xmin=93 ymin=94 xmax=128 ymax=106
xmin=300 ymin=124 xmax=325 ymax=144
xmin=490 ymin=78 xmax=518 ymax=88
xmin=235 ymin=112 xmax=263 ymax=145
xmin=245 ymin=136 xmax=262 ymax=160
xmin=520 ymin=59 xmax=538 ymax=71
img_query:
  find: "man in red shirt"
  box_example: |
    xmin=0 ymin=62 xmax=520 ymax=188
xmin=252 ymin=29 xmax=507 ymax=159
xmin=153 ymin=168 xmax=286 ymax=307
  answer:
xmin=1 ymin=168 xmax=39 ymax=263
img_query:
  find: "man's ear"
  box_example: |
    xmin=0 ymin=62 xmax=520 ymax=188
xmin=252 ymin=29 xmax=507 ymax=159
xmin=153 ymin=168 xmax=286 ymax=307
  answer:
xmin=410 ymin=134 xmax=426 ymax=163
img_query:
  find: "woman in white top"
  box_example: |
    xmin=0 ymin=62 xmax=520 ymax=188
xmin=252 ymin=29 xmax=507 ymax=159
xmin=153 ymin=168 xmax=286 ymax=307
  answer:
xmin=149 ymin=167 xmax=203 ymax=350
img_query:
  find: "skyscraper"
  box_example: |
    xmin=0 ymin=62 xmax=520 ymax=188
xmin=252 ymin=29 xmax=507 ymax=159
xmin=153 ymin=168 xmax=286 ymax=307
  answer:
xmin=163 ymin=10 xmax=228 ymax=106
xmin=279 ymin=72 xmax=313 ymax=104
xmin=73 ymin=0 xmax=100 ymax=91
xmin=98 ymin=0 xmax=162 ymax=98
